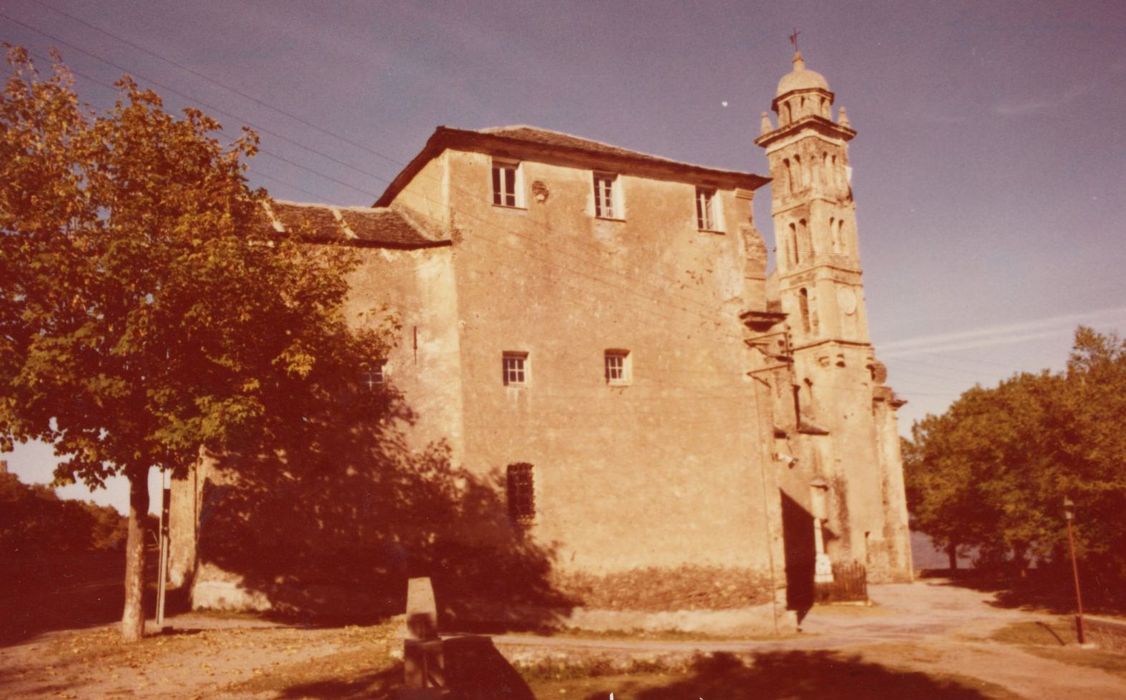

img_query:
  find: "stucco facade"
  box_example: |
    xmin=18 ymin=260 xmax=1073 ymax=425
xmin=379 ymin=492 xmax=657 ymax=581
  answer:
xmin=170 ymin=51 xmax=911 ymax=630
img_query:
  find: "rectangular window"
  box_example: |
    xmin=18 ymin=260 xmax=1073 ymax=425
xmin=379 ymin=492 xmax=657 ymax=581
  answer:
xmin=506 ymin=462 xmax=535 ymax=523
xmin=502 ymin=352 xmax=527 ymax=386
xmin=593 ymin=172 xmax=619 ymax=219
xmin=604 ymin=349 xmax=631 ymax=385
xmin=492 ymin=160 xmax=521 ymax=207
xmin=363 ymin=360 xmax=385 ymax=389
xmin=696 ymin=187 xmax=717 ymax=230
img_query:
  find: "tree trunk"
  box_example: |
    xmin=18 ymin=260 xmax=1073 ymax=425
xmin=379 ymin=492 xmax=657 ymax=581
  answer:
xmin=121 ymin=470 xmax=150 ymax=641
xmin=947 ymin=542 xmax=958 ymax=571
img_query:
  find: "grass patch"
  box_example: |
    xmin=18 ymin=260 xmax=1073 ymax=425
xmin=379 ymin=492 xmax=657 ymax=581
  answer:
xmin=990 ymin=619 xmax=1126 ymax=681
xmin=989 ymin=619 xmax=1072 ymax=647
xmin=1023 ymin=646 xmax=1126 ymax=681
xmin=523 ymin=651 xmax=1018 ymax=699
xmin=516 ymin=654 xmax=687 ymax=681
xmin=530 ymin=626 xmax=795 ymax=643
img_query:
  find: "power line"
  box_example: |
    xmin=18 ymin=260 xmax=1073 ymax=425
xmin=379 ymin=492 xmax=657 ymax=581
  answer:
xmin=2 ymin=13 xmax=385 ymax=197
xmin=1 ymin=10 xmax=751 ymax=326
xmin=8 ymin=10 xmax=976 ymax=395
xmin=33 ymin=0 xmax=406 ymax=171
xmin=17 ymin=45 xmax=377 ymax=201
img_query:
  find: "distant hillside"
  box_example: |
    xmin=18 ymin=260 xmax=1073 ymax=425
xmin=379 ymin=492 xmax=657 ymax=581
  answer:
xmin=0 ymin=470 xmax=128 ymax=554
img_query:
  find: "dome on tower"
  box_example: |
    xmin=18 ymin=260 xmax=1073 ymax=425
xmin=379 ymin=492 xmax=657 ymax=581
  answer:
xmin=776 ymin=51 xmax=829 ymax=96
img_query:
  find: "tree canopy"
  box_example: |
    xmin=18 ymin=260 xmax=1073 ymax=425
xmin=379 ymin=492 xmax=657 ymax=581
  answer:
xmin=905 ymin=326 xmax=1126 ymax=591
xmin=0 ymin=48 xmax=388 ymax=640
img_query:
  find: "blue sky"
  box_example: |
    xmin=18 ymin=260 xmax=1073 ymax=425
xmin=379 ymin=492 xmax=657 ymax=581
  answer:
xmin=2 ymin=0 xmax=1125 ymax=512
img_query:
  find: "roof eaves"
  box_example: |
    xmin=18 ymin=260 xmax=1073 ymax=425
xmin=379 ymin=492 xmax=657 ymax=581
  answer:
xmin=375 ymin=125 xmax=770 ymax=205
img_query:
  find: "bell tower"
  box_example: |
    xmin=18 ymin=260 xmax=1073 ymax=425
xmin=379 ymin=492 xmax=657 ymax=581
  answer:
xmin=755 ymin=48 xmax=913 ymax=583
xmin=755 ymin=49 xmax=867 ymax=348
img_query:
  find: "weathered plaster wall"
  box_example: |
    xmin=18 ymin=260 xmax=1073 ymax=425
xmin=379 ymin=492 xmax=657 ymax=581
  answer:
xmin=428 ymin=150 xmax=781 ymax=592
xmin=169 ymin=244 xmax=462 ymax=607
xmin=391 ymin=153 xmax=450 ymax=229
xmin=344 ymin=245 xmax=464 ymax=459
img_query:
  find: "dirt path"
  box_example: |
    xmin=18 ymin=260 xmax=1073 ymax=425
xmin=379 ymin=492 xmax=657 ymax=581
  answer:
xmin=0 ymin=580 xmax=1123 ymax=698
xmin=490 ymin=580 xmax=1126 ymax=698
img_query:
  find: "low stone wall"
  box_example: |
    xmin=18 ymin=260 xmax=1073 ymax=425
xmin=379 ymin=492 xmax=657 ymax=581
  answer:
xmin=551 ymin=566 xmax=774 ymax=611
xmin=1086 ymin=615 xmax=1126 ymax=653
xmin=186 ymin=559 xmax=790 ymax=634
xmin=190 ymin=563 xmax=271 ymax=612
xmin=443 ymin=594 xmax=793 ymax=636
xmin=441 ymin=566 xmax=790 ymax=635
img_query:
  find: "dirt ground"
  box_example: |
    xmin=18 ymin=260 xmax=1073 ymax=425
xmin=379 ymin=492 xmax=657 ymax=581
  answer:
xmin=1 ymin=579 xmax=1124 ymax=698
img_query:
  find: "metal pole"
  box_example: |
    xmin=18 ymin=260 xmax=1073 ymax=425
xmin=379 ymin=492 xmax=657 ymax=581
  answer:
xmin=1065 ymin=514 xmax=1086 ymax=644
xmin=156 ymin=473 xmax=171 ymax=628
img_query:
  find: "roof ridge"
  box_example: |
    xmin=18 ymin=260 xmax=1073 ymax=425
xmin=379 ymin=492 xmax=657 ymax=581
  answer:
xmin=272 ymin=199 xmax=398 ymax=214
xmin=477 ymin=124 xmax=683 ymax=165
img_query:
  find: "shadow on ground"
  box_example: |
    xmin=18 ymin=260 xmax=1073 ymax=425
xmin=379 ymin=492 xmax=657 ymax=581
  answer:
xmin=271 ymin=636 xmax=533 ymax=700
xmin=581 ymin=651 xmax=997 ymax=700
xmin=0 ymin=550 xmax=186 ymax=646
xmin=923 ymin=568 xmax=1126 ymax=616
xmin=271 ymin=665 xmax=401 ymax=700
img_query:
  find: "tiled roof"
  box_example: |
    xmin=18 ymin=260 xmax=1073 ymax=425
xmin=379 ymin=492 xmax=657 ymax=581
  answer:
xmin=478 ymin=125 xmax=697 ymax=170
xmin=266 ymin=201 xmax=448 ymax=249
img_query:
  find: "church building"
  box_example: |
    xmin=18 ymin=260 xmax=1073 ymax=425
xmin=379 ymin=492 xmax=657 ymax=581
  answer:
xmin=169 ymin=50 xmax=912 ymax=632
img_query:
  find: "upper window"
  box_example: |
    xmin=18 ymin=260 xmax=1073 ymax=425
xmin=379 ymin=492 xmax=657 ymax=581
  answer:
xmin=492 ymin=159 xmax=522 ymax=208
xmin=593 ymin=172 xmax=621 ymax=219
xmin=696 ymin=187 xmax=719 ymax=231
xmin=604 ymin=349 xmax=632 ymax=385
xmin=503 ymin=351 xmax=528 ymax=386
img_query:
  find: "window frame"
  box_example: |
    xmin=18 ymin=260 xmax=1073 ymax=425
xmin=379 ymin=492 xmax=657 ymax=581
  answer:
xmin=361 ymin=360 xmax=386 ymax=390
xmin=593 ymin=172 xmax=622 ymax=220
xmin=506 ymin=462 xmax=536 ymax=524
xmin=696 ymin=187 xmax=721 ymax=231
xmin=604 ymin=349 xmax=632 ymax=386
xmin=491 ymin=159 xmax=524 ymax=209
xmin=502 ymin=351 xmax=529 ymax=387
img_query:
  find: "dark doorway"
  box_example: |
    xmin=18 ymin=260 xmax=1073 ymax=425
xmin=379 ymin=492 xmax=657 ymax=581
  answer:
xmin=780 ymin=489 xmax=815 ymax=618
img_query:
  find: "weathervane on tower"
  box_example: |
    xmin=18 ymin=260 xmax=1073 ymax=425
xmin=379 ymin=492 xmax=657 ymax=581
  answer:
xmin=789 ymin=28 xmax=800 ymax=52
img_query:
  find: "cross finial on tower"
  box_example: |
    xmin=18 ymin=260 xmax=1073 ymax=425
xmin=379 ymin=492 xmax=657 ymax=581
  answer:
xmin=789 ymin=28 xmax=800 ymax=52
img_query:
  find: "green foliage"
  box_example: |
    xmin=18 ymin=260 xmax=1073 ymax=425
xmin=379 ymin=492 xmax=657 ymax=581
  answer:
xmin=0 ymin=47 xmax=387 ymax=485
xmin=0 ymin=48 xmax=389 ymax=638
xmin=905 ymin=326 xmax=1126 ymax=584
xmin=0 ymin=471 xmax=127 ymax=553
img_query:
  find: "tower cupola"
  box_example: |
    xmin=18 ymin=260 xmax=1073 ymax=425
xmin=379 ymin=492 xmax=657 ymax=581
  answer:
xmin=771 ymin=51 xmax=836 ymax=126
xmin=776 ymin=51 xmax=830 ymax=96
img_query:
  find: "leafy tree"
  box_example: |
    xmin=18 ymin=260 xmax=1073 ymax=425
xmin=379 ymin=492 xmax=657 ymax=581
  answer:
xmin=0 ymin=470 xmax=127 ymax=553
xmin=905 ymin=326 xmax=1126 ymax=589
xmin=0 ymin=49 xmax=386 ymax=640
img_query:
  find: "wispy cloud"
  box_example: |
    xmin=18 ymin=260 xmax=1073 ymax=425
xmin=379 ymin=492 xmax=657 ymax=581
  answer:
xmin=880 ymin=306 xmax=1126 ymax=358
xmin=993 ymin=61 xmax=1125 ymax=117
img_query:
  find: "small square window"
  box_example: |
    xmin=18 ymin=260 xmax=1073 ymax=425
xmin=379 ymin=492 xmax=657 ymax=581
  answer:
xmin=492 ymin=160 xmax=522 ymax=208
xmin=362 ymin=360 xmax=385 ymax=390
xmin=503 ymin=352 xmax=528 ymax=386
xmin=605 ymin=350 xmax=631 ymax=385
xmin=593 ymin=172 xmax=620 ymax=219
xmin=696 ymin=187 xmax=719 ymax=230
xmin=506 ymin=462 xmax=535 ymax=524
